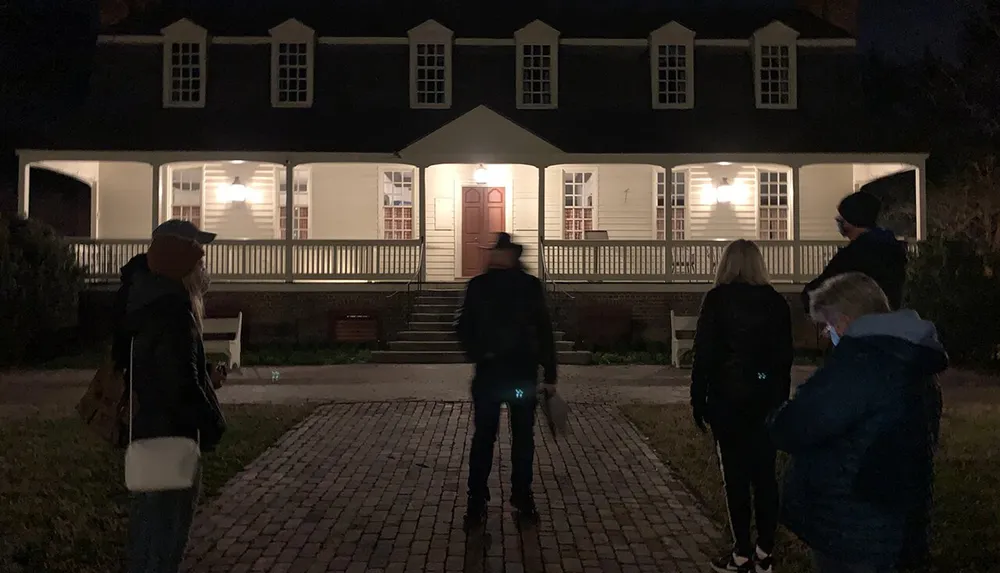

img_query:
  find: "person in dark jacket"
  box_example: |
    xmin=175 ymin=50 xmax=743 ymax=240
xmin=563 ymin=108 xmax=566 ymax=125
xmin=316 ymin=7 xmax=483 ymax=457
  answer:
xmin=771 ymin=272 xmax=946 ymax=573
xmin=691 ymin=239 xmax=794 ymax=573
xmin=455 ymin=233 xmax=557 ymax=531
xmin=801 ymin=191 xmax=908 ymax=312
xmin=122 ymin=225 xmax=227 ymax=573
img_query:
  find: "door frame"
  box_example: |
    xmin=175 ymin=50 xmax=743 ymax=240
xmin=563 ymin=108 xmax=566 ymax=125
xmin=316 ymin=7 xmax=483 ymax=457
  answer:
xmin=453 ymin=172 xmax=512 ymax=280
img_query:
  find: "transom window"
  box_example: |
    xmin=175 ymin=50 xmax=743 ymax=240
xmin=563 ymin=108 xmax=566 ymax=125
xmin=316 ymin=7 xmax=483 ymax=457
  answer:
xmin=563 ymin=171 xmax=596 ymax=240
xmin=758 ymin=170 xmax=789 ymax=240
xmin=655 ymin=45 xmax=689 ymax=107
xmin=759 ymin=45 xmax=791 ymax=106
xmin=656 ymin=170 xmax=686 ymax=240
xmin=170 ymin=167 xmax=203 ymax=228
xmin=414 ymin=43 xmax=447 ymax=106
xmin=520 ymin=44 xmax=554 ymax=107
xmin=166 ymin=42 xmax=204 ymax=106
xmin=277 ymin=167 xmax=309 ymax=194
xmin=275 ymin=42 xmax=310 ymax=105
xmin=382 ymin=171 xmax=414 ymax=240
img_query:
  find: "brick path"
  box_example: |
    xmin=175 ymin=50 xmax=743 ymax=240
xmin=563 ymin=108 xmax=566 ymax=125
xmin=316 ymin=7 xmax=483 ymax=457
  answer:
xmin=181 ymin=401 xmax=722 ymax=573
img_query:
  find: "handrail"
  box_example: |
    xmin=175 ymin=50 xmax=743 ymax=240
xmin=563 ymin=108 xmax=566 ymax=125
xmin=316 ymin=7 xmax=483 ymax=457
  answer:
xmin=387 ymin=239 xmax=425 ymax=299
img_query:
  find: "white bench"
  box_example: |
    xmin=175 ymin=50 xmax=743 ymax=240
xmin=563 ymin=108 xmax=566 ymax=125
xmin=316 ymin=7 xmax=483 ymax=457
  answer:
xmin=670 ymin=310 xmax=697 ymax=368
xmin=203 ymin=312 xmax=243 ymax=370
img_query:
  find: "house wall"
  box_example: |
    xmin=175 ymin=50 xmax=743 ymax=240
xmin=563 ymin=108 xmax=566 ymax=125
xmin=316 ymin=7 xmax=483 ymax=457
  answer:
xmin=800 ymin=164 xmax=852 ymax=240
xmin=200 ymin=162 xmax=279 ymax=240
xmin=684 ymin=163 xmax=763 ymax=240
xmin=96 ymin=162 xmax=153 ymax=239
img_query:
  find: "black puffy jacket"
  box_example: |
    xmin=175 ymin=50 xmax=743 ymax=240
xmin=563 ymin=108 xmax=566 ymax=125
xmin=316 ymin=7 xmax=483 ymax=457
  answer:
xmin=119 ymin=268 xmax=226 ymax=452
xmin=690 ymin=282 xmax=794 ymax=433
xmin=802 ymin=228 xmax=908 ymax=312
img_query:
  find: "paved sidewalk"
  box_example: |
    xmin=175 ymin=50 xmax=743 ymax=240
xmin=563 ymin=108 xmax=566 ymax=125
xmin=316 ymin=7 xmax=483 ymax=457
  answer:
xmin=182 ymin=401 xmax=722 ymax=573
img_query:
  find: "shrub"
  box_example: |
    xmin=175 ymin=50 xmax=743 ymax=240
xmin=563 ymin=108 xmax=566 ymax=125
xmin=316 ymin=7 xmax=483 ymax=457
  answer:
xmin=906 ymin=238 xmax=1000 ymax=367
xmin=0 ymin=215 xmax=84 ymax=367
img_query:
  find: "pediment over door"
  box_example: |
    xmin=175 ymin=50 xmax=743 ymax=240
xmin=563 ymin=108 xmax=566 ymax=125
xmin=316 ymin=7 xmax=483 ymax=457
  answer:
xmin=399 ymin=105 xmax=563 ymax=161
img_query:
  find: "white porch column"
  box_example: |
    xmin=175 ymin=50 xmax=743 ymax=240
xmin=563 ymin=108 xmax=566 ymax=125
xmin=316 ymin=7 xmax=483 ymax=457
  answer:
xmin=537 ymin=165 xmax=546 ymax=280
xmin=16 ymin=157 xmax=30 ymax=217
xmin=661 ymin=164 xmax=676 ymax=281
xmin=284 ymin=161 xmax=296 ymax=282
xmin=150 ymin=163 xmax=161 ymax=232
xmin=791 ymin=165 xmax=802 ymax=280
xmin=915 ymin=162 xmax=927 ymax=240
xmin=417 ymin=166 xmax=427 ymax=281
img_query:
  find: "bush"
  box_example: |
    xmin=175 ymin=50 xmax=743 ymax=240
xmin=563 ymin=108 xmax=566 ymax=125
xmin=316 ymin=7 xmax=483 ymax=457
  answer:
xmin=906 ymin=238 xmax=1000 ymax=367
xmin=0 ymin=215 xmax=84 ymax=367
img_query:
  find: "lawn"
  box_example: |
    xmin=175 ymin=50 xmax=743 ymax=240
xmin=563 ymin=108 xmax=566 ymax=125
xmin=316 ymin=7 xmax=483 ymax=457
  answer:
xmin=623 ymin=398 xmax=1000 ymax=573
xmin=0 ymin=404 xmax=317 ymax=573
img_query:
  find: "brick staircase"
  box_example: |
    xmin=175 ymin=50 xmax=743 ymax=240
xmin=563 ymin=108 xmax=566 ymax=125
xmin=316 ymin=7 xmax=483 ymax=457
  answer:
xmin=371 ymin=287 xmax=592 ymax=364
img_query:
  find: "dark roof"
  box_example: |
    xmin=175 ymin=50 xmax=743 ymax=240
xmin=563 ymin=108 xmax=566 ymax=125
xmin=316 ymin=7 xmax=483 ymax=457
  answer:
xmin=103 ymin=1 xmax=853 ymax=39
xmin=15 ymin=104 xmax=924 ymax=155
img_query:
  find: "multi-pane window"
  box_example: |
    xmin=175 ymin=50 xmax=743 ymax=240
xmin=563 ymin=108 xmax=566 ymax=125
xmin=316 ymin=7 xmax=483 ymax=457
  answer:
xmin=759 ymin=45 xmax=791 ymax=106
xmin=277 ymin=168 xmax=309 ymax=195
xmin=520 ymin=44 xmax=554 ymax=107
xmin=275 ymin=42 xmax=310 ymax=105
xmin=278 ymin=206 xmax=309 ymax=239
xmin=166 ymin=42 xmax=204 ymax=105
xmin=170 ymin=167 xmax=202 ymax=228
xmin=382 ymin=171 xmax=414 ymax=240
xmin=276 ymin=167 xmax=309 ymax=239
xmin=758 ymin=171 xmax=789 ymax=240
xmin=656 ymin=170 xmax=686 ymax=240
xmin=414 ymin=43 xmax=447 ymax=106
xmin=563 ymin=171 xmax=595 ymax=240
xmin=655 ymin=45 xmax=688 ymax=106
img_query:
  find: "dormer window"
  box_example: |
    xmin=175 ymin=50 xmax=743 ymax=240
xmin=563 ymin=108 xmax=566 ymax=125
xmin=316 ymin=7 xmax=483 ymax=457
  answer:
xmin=161 ymin=19 xmax=208 ymax=108
xmin=649 ymin=22 xmax=696 ymax=109
xmin=408 ymin=20 xmax=453 ymax=109
xmin=269 ymin=19 xmax=315 ymax=108
xmin=515 ymin=20 xmax=560 ymax=109
xmin=752 ymin=22 xmax=799 ymax=110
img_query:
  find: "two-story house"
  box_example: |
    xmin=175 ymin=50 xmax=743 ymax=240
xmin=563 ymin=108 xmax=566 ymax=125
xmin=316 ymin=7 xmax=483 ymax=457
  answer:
xmin=14 ymin=1 xmax=927 ymax=352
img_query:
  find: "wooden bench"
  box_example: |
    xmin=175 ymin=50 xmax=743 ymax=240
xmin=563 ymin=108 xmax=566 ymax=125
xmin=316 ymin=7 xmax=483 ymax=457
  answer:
xmin=670 ymin=310 xmax=698 ymax=368
xmin=203 ymin=312 xmax=243 ymax=370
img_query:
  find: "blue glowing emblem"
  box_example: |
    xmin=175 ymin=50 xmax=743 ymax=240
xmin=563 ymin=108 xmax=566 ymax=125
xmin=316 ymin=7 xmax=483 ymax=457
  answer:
xmin=514 ymin=388 xmax=525 ymax=399
xmin=757 ymin=372 xmax=768 ymax=381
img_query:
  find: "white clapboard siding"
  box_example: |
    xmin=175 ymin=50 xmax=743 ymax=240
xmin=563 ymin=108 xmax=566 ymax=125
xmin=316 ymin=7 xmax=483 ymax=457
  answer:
xmin=686 ymin=165 xmax=759 ymax=240
xmin=202 ymin=162 xmax=277 ymax=240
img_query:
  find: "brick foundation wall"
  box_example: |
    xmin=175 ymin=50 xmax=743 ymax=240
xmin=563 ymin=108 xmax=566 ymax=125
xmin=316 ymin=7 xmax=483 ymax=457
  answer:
xmin=79 ymin=290 xmax=410 ymax=347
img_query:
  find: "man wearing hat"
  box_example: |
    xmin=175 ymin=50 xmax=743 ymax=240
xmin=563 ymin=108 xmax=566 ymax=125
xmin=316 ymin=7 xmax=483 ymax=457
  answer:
xmin=455 ymin=232 xmax=558 ymax=531
xmin=802 ymin=191 xmax=908 ymax=312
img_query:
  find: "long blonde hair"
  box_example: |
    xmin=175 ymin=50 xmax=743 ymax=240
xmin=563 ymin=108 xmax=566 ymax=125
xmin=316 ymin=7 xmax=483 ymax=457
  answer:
xmin=181 ymin=262 xmax=207 ymax=334
xmin=714 ymin=239 xmax=771 ymax=286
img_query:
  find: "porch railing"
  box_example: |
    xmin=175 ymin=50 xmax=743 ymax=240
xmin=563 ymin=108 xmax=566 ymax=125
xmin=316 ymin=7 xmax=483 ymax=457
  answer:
xmin=541 ymin=240 xmax=919 ymax=283
xmin=68 ymin=238 xmax=423 ymax=282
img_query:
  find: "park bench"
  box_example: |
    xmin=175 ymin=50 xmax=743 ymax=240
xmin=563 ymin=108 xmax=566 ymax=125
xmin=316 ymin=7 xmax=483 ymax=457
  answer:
xmin=203 ymin=312 xmax=243 ymax=370
xmin=670 ymin=310 xmax=698 ymax=368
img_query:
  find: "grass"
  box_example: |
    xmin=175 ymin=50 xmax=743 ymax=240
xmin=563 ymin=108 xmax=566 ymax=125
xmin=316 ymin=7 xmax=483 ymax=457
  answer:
xmin=623 ymin=398 xmax=1000 ymax=573
xmin=0 ymin=403 xmax=317 ymax=573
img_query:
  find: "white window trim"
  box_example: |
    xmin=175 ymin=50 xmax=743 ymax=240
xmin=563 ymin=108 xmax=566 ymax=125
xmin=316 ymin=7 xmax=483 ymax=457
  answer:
xmin=515 ymin=20 xmax=560 ymax=110
xmin=752 ymin=21 xmax=799 ymax=110
xmin=377 ymin=167 xmax=417 ymax=240
xmin=561 ymin=168 xmax=598 ymax=240
xmin=649 ymin=22 xmax=696 ymax=110
xmin=274 ymin=166 xmax=312 ymax=239
xmin=269 ymin=19 xmax=315 ymax=108
xmin=161 ymin=20 xmax=208 ymax=108
xmin=652 ymin=168 xmax=688 ymax=240
xmin=168 ymin=165 xmax=206 ymax=225
xmin=754 ymin=167 xmax=792 ymax=240
xmin=407 ymin=20 xmax=454 ymax=109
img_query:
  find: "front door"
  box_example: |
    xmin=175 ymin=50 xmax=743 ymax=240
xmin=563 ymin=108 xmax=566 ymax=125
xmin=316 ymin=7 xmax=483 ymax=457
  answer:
xmin=461 ymin=186 xmax=506 ymax=277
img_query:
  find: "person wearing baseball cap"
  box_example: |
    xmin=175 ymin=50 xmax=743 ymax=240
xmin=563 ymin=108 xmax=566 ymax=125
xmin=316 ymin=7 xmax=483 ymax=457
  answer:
xmin=801 ymin=191 xmax=908 ymax=313
xmin=151 ymin=219 xmax=217 ymax=244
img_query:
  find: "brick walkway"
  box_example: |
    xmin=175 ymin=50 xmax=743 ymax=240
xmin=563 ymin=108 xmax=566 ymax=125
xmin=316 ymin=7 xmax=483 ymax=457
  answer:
xmin=182 ymin=401 xmax=722 ymax=573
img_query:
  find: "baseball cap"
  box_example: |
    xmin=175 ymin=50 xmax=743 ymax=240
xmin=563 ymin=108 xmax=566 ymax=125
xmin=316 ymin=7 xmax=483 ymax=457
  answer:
xmin=152 ymin=219 xmax=217 ymax=244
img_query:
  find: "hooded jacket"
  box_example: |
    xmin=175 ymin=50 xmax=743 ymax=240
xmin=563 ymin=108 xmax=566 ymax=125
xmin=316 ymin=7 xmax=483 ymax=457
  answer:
xmin=690 ymin=282 xmax=794 ymax=435
xmin=769 ymin=310 xmax=946 ymax=568
xmin=802 ymin=228 xmax=908 ymax=312
xmin=119 ymin=266 xmax=227 ymax=452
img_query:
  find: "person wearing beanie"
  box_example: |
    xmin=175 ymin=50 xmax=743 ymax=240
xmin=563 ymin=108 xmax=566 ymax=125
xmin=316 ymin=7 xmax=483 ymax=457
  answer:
xmin=801 ymin=191 xmax=908 ymax=313
xmin=119 ymin=222 xmax=226 ymax=573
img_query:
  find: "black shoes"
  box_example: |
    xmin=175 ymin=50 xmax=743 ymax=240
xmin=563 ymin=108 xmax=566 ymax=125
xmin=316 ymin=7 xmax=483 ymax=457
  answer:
xmin=710 ymin=546 xmax=773 ymax=573
xmin=463 ymin=494 xmax=540 ymax=532
xmin=462 ymin=503 xmax=488 ymax=533
xmin=510 ymin=494 xmax=539 ymax=526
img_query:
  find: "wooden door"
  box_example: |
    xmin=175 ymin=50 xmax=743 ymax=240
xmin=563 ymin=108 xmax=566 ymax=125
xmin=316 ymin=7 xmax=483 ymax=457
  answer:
xmin=461 ymin=186 xmax=506 ymax=277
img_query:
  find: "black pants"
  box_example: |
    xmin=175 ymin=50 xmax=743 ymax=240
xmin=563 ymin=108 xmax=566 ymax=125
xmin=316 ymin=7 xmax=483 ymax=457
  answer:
xmin=714 ymin=422 xmax=780 ymax=556
xmin=467 ymin=388 xmax=537 ymax=506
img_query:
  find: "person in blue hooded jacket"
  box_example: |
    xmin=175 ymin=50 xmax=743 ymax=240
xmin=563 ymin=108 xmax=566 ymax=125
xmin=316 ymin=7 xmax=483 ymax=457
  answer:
xmin=771 ymin=272 xmax=945 ymax=573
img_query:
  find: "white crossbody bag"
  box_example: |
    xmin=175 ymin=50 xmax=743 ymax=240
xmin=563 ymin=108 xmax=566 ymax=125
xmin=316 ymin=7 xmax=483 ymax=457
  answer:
xmin=124 ymin=339 xmax=201 ymax=492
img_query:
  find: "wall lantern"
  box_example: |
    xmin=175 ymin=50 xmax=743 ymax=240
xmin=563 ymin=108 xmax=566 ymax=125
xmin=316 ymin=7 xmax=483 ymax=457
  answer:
xmin=715 ymin=177 xmax=734 ymax=204
xmin=473 ymin=164 xmax=489 ymax=184
xmin=228 ymin=176 xmax=248 ymax=203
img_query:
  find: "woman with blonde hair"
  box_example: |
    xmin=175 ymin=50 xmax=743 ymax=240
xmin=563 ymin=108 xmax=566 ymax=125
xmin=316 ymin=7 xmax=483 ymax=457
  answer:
xmin=690 ymin=239 xmax=794 ymax=573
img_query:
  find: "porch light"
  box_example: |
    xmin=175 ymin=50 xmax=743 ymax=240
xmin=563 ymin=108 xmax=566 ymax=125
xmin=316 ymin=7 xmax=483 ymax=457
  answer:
xmin=715 ymin=178 xmax=734 ymax=204
xmin=228 ymin=176 xmax=248 ymax=202
xmin=473 ymin=164 xmax=489 ymax=184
